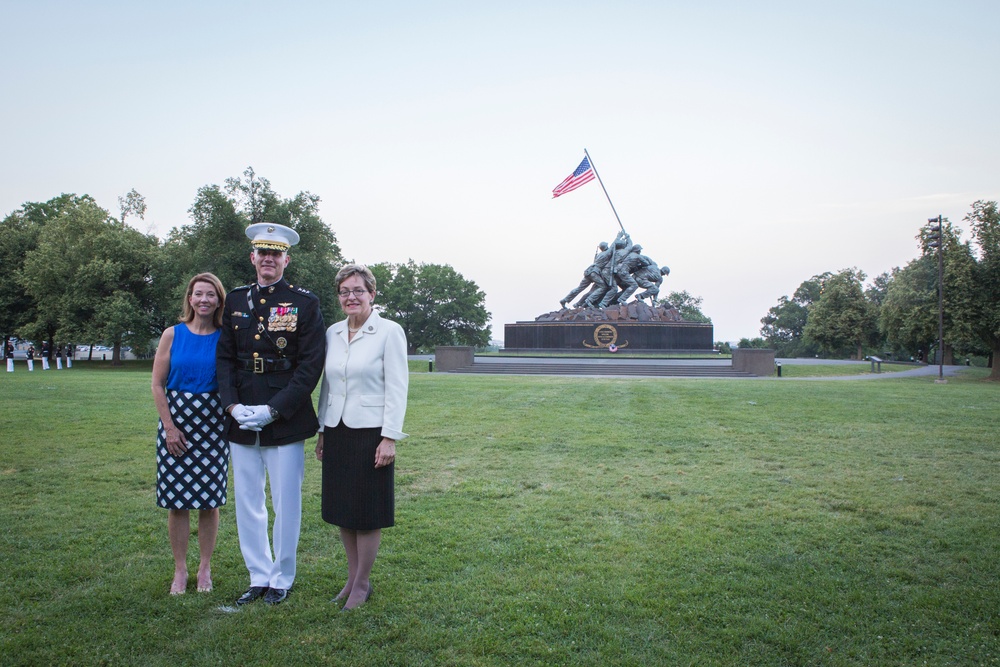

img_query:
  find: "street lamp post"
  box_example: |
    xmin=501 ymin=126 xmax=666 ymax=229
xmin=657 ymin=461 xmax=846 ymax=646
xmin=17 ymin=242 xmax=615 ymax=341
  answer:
xmin=927 ymin=216 xmax=945 ymax=383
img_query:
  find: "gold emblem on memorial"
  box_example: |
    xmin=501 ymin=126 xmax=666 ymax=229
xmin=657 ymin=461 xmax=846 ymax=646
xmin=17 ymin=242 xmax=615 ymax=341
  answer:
xmin=582 ymin=324 xmax=629 ymax=349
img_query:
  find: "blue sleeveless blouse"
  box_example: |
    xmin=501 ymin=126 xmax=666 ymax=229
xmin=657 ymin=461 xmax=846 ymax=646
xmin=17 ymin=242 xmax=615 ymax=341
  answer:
xmin=165 ymin=323 xmax=221 ymax=393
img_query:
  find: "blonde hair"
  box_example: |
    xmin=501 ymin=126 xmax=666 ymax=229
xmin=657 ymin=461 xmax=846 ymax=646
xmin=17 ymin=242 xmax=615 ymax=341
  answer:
xmin=179 ymin=273 xmax=226 ymax=328
xmin=335 ymin=263 xmax=376 ymax=294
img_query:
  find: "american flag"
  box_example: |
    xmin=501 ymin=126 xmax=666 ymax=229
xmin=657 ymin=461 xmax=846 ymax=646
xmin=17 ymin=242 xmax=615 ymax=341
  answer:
xmin=552 ymin=156 xmax=596 ymax=198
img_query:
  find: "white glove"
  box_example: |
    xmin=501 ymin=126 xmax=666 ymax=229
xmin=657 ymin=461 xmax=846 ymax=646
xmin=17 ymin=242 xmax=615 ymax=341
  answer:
xmin=230 ymin=404 xmax=255 ymax=423
xmin=238 ymin=405 xmax=276 ymax=431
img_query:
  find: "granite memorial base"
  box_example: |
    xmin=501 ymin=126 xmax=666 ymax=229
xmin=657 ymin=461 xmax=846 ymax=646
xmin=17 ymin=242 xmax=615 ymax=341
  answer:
xmin=504 ymin=302 xmax=714 ymax=353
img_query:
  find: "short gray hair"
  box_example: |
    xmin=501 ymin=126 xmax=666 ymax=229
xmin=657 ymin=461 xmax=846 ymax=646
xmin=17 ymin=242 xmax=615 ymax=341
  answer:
xmin=335 ymin=263 xmax=376 ymax=293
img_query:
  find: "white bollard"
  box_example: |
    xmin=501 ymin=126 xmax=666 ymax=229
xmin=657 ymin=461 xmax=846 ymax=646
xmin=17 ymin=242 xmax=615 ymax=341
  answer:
xmin=6 ymin=358 xmax=13 ymax=372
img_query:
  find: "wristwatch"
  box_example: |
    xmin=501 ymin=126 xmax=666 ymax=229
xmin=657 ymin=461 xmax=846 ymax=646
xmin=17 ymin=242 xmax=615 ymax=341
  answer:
xmin=268 ymin=405 xmax=279 ymax=419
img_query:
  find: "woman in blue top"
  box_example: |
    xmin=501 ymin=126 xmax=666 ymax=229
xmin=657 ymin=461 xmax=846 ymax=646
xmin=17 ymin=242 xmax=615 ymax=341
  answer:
xmin=152 ymin=273 xmax=228 ymax=596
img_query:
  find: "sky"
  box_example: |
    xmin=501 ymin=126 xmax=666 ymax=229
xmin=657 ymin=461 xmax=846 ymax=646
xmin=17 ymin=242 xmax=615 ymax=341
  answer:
xmin=2 ymin=1 xmax=998 ymax=342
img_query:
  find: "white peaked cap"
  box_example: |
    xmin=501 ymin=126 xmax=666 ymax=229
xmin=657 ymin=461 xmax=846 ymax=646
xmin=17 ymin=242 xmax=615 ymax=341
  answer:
xmin=246 ymin=222 xmax=299 ymax=251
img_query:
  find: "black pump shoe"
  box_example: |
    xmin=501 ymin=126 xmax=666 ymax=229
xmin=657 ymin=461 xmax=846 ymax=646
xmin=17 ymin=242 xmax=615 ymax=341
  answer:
xmin=339 ymin=584 xmax=373 ymax=612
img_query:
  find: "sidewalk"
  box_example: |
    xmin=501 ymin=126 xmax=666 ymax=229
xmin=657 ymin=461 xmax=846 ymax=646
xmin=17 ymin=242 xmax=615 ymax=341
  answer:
xmin=778 ymin=362 xmax=964 ymax=381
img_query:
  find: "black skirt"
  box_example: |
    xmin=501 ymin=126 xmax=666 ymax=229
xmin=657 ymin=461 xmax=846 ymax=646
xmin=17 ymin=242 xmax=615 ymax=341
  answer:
xmin=321 ymin=421 xmax=394 ymax=530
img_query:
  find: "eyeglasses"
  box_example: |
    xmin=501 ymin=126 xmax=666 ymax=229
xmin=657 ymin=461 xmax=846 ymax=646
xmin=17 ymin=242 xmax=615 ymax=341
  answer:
xmin=338 ymin=288 xmax=369 ymax=298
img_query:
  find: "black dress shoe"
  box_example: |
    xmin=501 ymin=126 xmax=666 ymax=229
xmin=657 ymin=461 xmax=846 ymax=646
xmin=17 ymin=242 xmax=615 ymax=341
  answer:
xmin=235 ymin=586 xmax=269 ymax=606
xmin=264 ymin=587 xmax=289 ymax=605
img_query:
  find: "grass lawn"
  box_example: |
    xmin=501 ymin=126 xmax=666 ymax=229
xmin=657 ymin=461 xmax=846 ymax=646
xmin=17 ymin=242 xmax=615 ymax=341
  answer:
xmin=1 ymin=363 xmax=998 ymax=665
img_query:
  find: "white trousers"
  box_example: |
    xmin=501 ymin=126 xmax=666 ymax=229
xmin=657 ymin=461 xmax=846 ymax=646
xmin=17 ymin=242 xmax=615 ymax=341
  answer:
xmin=41 ymin=357 xmax=50 ymax=370
xmin=6 ymin=359 xmax=12 ymax=372
xmin=231 ymin=438 xmax=305 ymax=590
xmin=56 ymin=357 xmax=63 ymax=370
xmin=27 ymin=360 xmax=33 ymax=371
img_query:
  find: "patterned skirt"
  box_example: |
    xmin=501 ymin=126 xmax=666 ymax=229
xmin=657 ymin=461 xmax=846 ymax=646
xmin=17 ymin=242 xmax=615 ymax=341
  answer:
xmin=156 ymin=390 xmax=229 ymax=510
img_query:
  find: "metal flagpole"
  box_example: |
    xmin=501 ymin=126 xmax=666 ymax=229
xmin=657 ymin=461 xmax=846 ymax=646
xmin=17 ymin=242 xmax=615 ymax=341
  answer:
xmin=584 ymin=148 xmax=626 ymax=233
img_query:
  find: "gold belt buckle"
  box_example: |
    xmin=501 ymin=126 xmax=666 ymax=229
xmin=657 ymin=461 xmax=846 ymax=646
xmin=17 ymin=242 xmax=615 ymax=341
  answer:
xmin=253 ymin=358 xmax=264 ymax=374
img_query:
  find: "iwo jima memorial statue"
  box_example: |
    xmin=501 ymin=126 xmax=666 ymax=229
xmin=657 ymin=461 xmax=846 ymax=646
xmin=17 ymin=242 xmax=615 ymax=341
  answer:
xmin=504 ymin=152 xmax=714 ymax=353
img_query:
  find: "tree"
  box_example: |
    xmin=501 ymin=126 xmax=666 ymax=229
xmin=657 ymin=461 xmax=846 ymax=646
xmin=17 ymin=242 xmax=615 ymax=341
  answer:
xmin=7 ymin=172 xmax=344 ymax=360
xmin=19 ymin=197 xmax=160 ymax=364
xmin=167 ymin=185 xmax=253 ymax=288
xmin=963 ymin=200 xmax=1000 ymax=379
xmin=802 ymin=268 xmax=877 ymax=359
xmin=118 ymin=188 xmax=147 ymax=225
xmin=0 ymin=207 xmax=43 ymax=348
xmin=659 ymin=290 xmax=711 ymax=323
xmin=2 ymin=194 xmax=98 ymax=356
xmin=760 ymin=295 xmax=808 ymax=352
xmin=865 ymin=271 xmax=892 ymax=309
xmin=759 ymin=273 xmax=831 ymax=357
xmin=164 ymin=169 xmax=345 ymax=327
xmin=369 ymin=260 xmax=491 ymax=354
xmin=878 ymin=259 xmax=938 ymax=360
xmin=225 ymin=166 xmax=272 ymax=224
xmin=147 ymin=184 xmax=247 ymax=346
xmin=880 ymin=219 xmax=978 ymax=363
xmin=737 ymin=337 xmax=768 ymax=349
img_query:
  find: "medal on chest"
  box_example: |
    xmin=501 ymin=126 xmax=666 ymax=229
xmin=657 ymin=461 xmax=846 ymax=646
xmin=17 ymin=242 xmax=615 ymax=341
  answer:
xmin=268 ymin=303 xmax=299 ymax=332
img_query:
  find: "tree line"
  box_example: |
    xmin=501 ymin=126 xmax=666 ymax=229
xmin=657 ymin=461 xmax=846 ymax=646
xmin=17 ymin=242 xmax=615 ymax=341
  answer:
xmin=0 ymin=168 xmax=491 ymax=362
xmin=746 ymin=200 xmax=1000 ymax=380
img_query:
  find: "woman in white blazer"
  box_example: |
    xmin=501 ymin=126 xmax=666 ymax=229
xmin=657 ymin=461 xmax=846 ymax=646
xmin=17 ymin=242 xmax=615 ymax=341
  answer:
xmin=315 ymin=264 xmax=408 ymax=610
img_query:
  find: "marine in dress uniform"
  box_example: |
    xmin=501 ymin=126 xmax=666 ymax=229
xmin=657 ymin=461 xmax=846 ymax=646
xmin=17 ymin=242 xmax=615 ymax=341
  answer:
xmin=216 ymin=223 xmax=326 ymax=606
